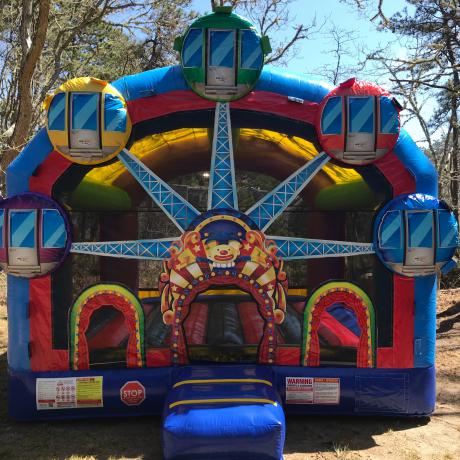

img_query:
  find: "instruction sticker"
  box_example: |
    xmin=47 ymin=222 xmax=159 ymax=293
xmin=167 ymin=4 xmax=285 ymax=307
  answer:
xmin=285 ymin=377 xmax=340 ymax=404
xmin=36 ymin=376 xmax=103 ymax=410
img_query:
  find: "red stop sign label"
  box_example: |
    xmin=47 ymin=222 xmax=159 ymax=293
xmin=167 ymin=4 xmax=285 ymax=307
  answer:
xmin=120 ymin=381 xmax=146 ymax=406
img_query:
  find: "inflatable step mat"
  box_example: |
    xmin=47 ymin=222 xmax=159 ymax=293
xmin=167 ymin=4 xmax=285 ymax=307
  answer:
xmin=162 ymin=366 xmax=285 ymax=460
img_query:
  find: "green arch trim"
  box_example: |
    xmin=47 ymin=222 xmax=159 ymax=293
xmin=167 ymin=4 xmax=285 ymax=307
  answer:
xmin=69 ymin=283 xmax=145 ymax=369
xmin=301 ymin=281 xmax=376 ymax=367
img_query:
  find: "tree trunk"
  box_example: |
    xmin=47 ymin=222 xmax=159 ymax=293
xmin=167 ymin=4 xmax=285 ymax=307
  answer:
xmin=446 ymin=15 xmax=460 ymax=215
xmin=1 ymin=0 xmax=51 ymax=178
xmin=450 ymin=100 xmax=459 ymax=215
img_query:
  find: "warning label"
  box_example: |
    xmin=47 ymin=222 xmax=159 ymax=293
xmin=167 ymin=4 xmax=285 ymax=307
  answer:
xmin=36 ymin=376 xmax=103 ymax=410
xmin=285 ymin=377 xmax=340 ymax=404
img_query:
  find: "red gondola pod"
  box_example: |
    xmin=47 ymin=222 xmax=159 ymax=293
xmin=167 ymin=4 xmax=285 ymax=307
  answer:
xmin=316 ymin=77 xmax=402 ymax=165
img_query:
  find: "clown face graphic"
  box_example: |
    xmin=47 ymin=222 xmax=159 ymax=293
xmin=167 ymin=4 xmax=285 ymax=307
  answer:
xmin=204 ymin=239 xmax=242 ymax=268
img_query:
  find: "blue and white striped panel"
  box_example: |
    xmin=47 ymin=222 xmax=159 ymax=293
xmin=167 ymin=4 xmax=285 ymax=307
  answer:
xmin=209 ymin=30 xmax=235 ymax=68
xmin=407 ymin=211 xmax=433 ymax=249
xmin=71 ymin=93 xmax=99 ymax=131
xmin=183 ymin=29 xmax=203 ymax=68
xmin=321 ymin=96 xmax=342 ymax=135
xmin=48 ymin=92 xmax=66 ymax=131
xmin=240 ymin=29 xmax=263 ymax=70
xmin=379 ymin=96 xmax=399 ymax=134
xmin=9 ymin=211 xmax=36 ymax=248
xmin=379 ymin=210 xmax=402 ymax=249
xmin=42 ymin=209 xmax=67 ymax=248
xmin=348 ymin=96 xmax=374 ymax=133
xmin=437 ymin=210 xmax=459 ymax=248
xmin=104 ymin=93 xmax=127 ymax=132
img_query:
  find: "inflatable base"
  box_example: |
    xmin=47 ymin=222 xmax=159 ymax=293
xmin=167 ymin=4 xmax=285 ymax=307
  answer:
xmin=8 ymin=365 xmax=435 ymax=421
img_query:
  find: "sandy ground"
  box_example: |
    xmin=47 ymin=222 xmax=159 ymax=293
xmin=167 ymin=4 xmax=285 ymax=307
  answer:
xmin=0 ymin=282 xmax=458 ymax=460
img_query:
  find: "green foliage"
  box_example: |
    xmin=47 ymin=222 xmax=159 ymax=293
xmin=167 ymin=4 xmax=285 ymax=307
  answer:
xmin=365 ymin=1 xmax=459 ymax=213
xmin=0 ymin=0 xmax=197 ymax=164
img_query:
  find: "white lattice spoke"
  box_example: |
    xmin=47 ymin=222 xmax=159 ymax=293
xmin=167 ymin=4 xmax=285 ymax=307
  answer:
xmin=71 ymin=238 xmax=178 ymax=260
xmin=268 ymin=236 xmax=375 ymax=260
xmin=246 ymin=152 xmax=330 ymax=231
xmin=207 ymin=102 xmax=238 ymax=210
xmin=119 ymin=148 xmax=199 ymax=231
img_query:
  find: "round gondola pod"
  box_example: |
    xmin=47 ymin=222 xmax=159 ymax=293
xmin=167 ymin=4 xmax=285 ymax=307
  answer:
xmin=43 ymin=77 xmax=132 ymax=165
xmin=315 ymin=77 xmax=403 ymax=166
xmin=0 ymin=192 xmax=71 ymax=278
xmin=373 ymin=193 xmax=459 ymax=277
xmin=174 ymin=5 xmax=271 ymax=102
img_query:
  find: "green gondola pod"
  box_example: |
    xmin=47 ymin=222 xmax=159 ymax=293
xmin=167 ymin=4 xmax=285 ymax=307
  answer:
xmin=174 ymin=6 xmax=271 ymax=102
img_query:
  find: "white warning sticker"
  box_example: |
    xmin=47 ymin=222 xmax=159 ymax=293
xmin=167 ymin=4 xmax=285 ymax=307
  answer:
xmin=36 ymin=376 xmax=103 ymax=410
xmin=312 ymin=378 xmax=340 ymax=404
xmin=286 ymin=377 xmax=340 ymax=404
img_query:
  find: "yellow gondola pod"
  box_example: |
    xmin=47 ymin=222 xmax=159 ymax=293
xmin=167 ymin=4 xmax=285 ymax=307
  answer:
xmin=43 ymin=77 xmax=132 ymax=165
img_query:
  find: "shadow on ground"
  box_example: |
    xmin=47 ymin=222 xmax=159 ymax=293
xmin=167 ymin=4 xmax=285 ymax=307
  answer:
xmin=437 ymin=301 xmax=460 ymax=333
xmin=283 ymin=414 xmax=429 ymax=456
xmin=0 ymin=350 xmax=433 ymax=460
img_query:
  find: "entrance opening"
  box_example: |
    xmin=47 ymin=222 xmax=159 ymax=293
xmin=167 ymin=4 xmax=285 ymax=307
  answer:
xmin=303 ymin=282 xmax=374 ymax=368
xmin=184 ymin=294 xmax=268 ymax=363
xmin=69 ymin=286 xmax=145 ymax=371
xmin=85 ymin=306 xmax=129 ymax=369
xmin=318 ymin=302 xmax=361 ymax=366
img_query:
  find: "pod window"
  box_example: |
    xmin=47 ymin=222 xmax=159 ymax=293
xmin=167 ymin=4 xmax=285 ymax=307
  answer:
xmin=183 ymin=29 xmax=203 ymax=68
xmin=348 ymin=96 xmax=375 ymax=134
xmin=379 ymin=210 xmax=402 ymax=249
xmin=437 ymin=210 xmax=459 ymax=249
xmin=42 ymin=209 xmax=67 ymax=249
xmin=9 ymin=210 xmax=37 ymax=249
xmin=240 ymin=29 xmax=263 ymax=70
xmin=0 ymin=210 xmax=4 ymax=248
xmin=379 ymin=96 xmax=399 ymax=134
xmin=406 ymin=211 xmax=433 ymax=249
xmin=321 ymin=97 xmax=343 ymax=135
xmin=104 ymin=93 xmax=127 ymax=133
xmin=209 ymin=30 xmax=236 ymax=68
xmin=48 ymin=92 xmax=66 ymax=131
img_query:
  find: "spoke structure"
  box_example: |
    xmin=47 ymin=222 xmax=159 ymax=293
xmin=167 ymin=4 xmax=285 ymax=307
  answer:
xmin=71 ymin=238 xmax=178 ymax=260
xmin=119 ymin=148 xmax=200 ymax=231
xmin=268 ymin=236 xmax=375 ymax=260
xmin=208 ymin=102 xmax=238 ymax=210
xmin=245 ymin=152 xmax=330 ymax=231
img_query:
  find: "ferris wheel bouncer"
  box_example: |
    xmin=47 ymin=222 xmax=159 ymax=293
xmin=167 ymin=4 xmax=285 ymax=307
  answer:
xmin=4 ymin=6 xmax=459 ymax=460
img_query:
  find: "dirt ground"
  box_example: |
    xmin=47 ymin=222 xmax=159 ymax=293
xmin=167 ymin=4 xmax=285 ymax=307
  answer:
xmin=0 ymin=283 xmax=458 ymax=460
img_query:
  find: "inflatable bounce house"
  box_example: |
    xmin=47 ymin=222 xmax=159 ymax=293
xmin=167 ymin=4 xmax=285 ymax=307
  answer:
xmin=4 ymin=5 xmax=460 ymax=459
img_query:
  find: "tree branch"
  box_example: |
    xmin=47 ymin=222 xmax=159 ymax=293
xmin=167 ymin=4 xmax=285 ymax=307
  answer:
xmin=3 ymin=0 xmax=50 ymax=170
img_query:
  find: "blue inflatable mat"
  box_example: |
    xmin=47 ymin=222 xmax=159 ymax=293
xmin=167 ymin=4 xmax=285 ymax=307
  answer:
xmin=162 ymin=366 xmax=286 ymax=460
